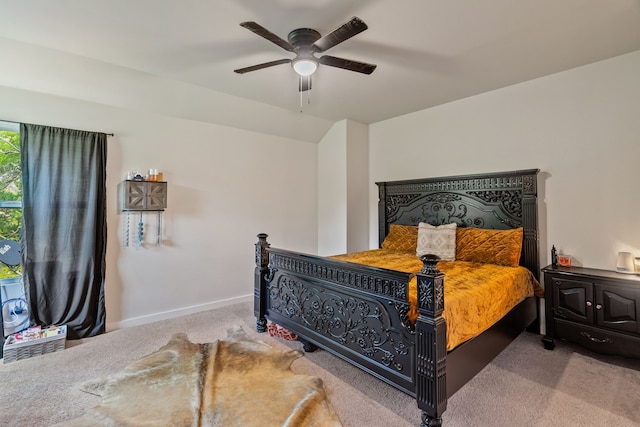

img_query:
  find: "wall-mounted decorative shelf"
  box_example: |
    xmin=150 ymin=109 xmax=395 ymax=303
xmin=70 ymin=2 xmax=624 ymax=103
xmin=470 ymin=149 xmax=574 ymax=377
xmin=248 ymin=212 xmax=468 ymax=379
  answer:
xmin=118 ymin=180 xmax=168 ymax=248
xmin=118 ymin=180 xmax=167 ymax=211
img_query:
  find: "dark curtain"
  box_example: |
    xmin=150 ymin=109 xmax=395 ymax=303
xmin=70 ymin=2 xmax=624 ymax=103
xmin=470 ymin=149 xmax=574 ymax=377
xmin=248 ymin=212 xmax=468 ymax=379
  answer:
xmin=20 ymin=123 xmax=107 ymax=339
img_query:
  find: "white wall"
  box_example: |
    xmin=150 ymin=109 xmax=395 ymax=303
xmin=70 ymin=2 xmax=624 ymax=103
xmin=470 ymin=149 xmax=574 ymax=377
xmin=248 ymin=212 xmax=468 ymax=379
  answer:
xmin=369 ymin=50 xmax=640 ymax=271
xmin=0 ymin=86 xmax=318 ymax=330
xmin=317 ymin=119 xmax=369 ymax=256
xmin=318 ymin=121 xmax=347 ymax=255
xmin=345 ymin=120 xmax=369 ymax=254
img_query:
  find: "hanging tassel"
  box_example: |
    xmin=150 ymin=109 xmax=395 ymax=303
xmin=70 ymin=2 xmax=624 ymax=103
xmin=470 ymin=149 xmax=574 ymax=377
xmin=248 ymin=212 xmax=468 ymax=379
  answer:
xmin=156 ymin=211 xmax=162 ymax=247
xmin=137 ymin=212 xmax=144 ymax=248
xmin=123 ymin=212 xmax=130 ymax=247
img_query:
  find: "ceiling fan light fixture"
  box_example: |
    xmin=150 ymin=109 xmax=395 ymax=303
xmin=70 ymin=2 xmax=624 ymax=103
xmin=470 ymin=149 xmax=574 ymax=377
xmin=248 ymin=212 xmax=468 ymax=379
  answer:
xmin=292 ymin=58 xmax=318 ymax=76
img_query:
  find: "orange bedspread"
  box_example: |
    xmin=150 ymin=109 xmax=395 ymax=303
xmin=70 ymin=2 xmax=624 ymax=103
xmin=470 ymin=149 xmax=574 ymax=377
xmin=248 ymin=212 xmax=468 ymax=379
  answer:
xmin=331 ymin=249 xmax=543 ymax=350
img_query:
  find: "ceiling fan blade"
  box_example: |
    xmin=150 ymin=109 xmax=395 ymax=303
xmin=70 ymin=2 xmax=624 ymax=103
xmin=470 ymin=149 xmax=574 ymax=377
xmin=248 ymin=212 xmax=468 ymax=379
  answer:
xmin=299 ymin=76 xmax=312 ymax=92
xmin=312 ymin=16 xmax=368 ymax=52
xmin=318 ymin=55 xmax=377 ymax=74
xmin=240 ymin=22 xmax=295 ymax=52
xmin=234 ymin=58 xmax=292 ymax=74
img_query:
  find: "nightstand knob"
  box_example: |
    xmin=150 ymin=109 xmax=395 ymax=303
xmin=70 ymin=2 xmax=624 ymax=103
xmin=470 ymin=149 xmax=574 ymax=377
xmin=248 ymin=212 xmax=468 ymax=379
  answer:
xmin=586 ymin=301 xmax=592 ymax=307
xmin=596 ymin=304 xmax=603 ymax=310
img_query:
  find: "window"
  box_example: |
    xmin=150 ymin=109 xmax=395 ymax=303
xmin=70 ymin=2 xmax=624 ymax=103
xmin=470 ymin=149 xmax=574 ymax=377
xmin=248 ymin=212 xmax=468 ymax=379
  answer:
xmin=0 ymin=121 xmax=21 ymax=278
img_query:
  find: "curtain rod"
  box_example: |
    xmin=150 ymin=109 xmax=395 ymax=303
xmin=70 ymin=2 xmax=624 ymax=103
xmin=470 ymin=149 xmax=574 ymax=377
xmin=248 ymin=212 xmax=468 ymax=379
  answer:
xmin=0 ymin=119 xmax=114 ymax=136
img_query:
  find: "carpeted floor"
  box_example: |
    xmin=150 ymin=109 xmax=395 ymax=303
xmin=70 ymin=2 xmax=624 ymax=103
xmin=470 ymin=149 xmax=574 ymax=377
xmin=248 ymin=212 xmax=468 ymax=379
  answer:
xmin=1 ymin=301 xmax=639 ymax=426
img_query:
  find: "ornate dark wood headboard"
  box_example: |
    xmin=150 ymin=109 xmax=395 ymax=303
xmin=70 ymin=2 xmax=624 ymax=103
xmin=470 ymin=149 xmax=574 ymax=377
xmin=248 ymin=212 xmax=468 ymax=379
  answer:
xmin=376 ymin=169 xmax=540 ymax=279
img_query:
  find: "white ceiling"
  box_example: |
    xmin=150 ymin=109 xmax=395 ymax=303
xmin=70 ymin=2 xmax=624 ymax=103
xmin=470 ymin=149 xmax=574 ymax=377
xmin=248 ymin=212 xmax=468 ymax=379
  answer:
xmin=2 ymin=0 xmax=640 ymax=142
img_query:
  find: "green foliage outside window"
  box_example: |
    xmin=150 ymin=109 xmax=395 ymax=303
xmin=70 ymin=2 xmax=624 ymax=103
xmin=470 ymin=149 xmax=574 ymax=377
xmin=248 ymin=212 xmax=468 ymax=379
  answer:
xmin=0 ymin=130 xmax=22 ymax=278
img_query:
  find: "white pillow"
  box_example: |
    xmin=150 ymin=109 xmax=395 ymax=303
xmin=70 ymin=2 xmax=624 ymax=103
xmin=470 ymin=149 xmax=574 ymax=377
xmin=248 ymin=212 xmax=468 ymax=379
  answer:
xmin=416 ymin=222 xmax=457 ymax=260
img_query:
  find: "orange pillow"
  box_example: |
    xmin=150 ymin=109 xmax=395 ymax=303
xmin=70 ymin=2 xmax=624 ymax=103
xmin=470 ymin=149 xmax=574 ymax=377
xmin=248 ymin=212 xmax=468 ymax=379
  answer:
xmin=381 ymin=224 xmax=418 ymax=252
xmin=455 ymin=227 xmax=523 ymax=267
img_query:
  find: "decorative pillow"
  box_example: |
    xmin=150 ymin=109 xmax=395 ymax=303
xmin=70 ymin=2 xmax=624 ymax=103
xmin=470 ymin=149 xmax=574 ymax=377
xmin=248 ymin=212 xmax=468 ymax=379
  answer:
xmin=416 ymin=222 xmax=457 ymax=260
xmin=456 ymin=227 xmax=523 ymax=267
xmin=380 ymin=224 xmax=418 ymax=252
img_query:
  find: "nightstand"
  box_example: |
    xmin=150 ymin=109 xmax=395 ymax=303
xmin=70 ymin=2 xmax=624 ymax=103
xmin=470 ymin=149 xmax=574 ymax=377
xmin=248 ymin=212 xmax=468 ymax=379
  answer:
xmin=542 ymin=265 xmax=640 ymax=358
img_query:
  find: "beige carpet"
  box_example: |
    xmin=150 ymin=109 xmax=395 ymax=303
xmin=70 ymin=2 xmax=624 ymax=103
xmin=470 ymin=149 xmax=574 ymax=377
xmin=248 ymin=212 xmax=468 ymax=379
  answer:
xmin=1 ymin=301 xmax=639 ymax=426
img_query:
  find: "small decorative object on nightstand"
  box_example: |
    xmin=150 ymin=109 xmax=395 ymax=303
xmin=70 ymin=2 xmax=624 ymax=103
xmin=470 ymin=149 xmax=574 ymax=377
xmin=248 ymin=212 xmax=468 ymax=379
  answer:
xmin=616 ymin=251 xmax=635 ymax=274
xmin=542 ymin=264 xmax=640 ymax=359
xmin=557 ymin=254 xmax=572 ymax=267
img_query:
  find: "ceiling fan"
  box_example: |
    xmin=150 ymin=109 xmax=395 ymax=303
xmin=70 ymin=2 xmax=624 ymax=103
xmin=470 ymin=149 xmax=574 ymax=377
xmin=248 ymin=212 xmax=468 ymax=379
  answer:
xmin=234 ymin=16 xmax=376 ymax=91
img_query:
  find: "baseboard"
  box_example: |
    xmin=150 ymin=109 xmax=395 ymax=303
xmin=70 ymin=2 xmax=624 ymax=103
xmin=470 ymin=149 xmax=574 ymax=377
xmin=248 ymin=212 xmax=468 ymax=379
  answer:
xmin=106 ymin=294 xmax=253 ymax=332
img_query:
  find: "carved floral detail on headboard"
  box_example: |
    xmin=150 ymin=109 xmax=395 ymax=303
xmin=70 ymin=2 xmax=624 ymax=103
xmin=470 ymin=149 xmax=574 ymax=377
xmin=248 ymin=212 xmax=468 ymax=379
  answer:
xmin=523 ymin=175 xmax=536 ymax=194
xmin=386 ymin=194 xmax=421 ymax=219
xmin=387 ymin=190 xmax=524 ymax=228
xmin=407 ymin=194 xmax=471 ymax=226
xmin=466 ymin=190 xmax=522 ymax=217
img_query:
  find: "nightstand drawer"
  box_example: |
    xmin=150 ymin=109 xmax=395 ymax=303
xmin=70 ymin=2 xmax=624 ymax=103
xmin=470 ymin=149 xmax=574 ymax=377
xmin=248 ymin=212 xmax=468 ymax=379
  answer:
xmin=555 ymin=319 xmax=640 ymax=358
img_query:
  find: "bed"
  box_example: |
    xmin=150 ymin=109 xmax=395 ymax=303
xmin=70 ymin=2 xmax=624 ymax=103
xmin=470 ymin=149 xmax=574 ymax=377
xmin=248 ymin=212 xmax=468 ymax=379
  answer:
xmin=254 ymin=169 xmax=541 ymax=426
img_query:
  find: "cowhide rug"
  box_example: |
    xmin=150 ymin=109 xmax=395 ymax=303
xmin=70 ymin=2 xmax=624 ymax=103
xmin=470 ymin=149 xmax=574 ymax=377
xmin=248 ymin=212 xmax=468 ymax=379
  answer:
xmin=59 ymin=326 xmax=342 ymax=426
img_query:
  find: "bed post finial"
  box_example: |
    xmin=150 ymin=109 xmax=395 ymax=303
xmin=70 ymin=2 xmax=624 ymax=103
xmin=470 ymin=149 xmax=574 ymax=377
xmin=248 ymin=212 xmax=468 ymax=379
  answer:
xmin=255 ymin=233 xmax=270 ymax=333
xmin=419 ymin=254 xmax=441 ymax=275
xmin=416 ymin=254 xmax=447 ymax=426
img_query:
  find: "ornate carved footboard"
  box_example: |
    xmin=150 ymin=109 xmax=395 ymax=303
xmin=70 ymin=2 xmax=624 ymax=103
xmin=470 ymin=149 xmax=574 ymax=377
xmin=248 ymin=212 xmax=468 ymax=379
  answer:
xmin=256 ymin=235 xmax=448 ymax=425
xmin=255 ymin=169 xmax=540 ymax=427
xmin=255 ymin=234 xmax=419 ymax=394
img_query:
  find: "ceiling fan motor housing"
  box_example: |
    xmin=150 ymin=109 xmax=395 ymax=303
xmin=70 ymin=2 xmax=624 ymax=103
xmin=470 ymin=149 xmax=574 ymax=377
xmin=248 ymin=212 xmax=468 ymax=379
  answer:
xmin=287 ymin=28 xmax=321 ymax=50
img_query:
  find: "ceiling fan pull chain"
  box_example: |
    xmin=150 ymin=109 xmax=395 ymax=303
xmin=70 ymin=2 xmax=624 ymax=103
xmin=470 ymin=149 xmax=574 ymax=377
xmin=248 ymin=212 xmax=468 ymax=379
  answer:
xmin=299 ymin=77 xmax=303 ymax=111
xmin=299 ymin=75 xmax=313 ymax=112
